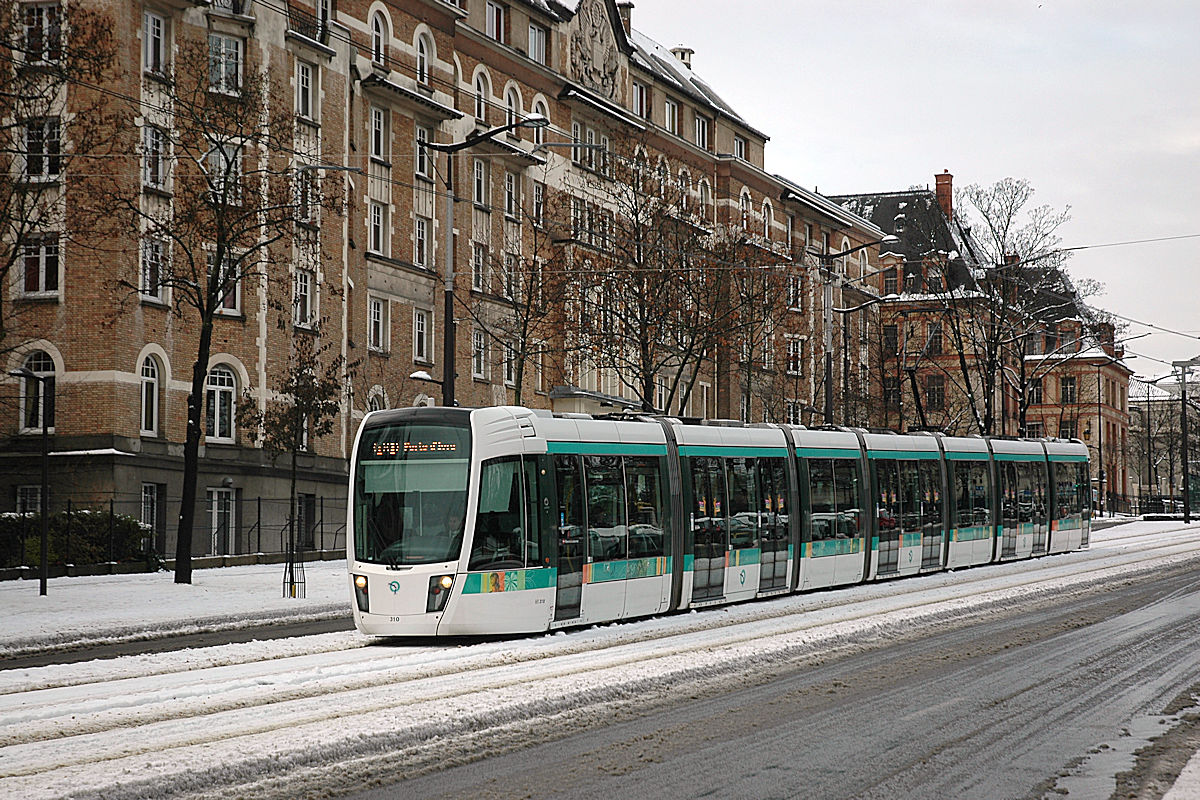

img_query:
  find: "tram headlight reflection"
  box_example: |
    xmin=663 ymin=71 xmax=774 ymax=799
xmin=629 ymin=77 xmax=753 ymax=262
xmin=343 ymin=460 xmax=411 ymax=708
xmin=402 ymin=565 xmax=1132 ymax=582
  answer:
xmin=427 ymin=574 xmax=455 ymax=613
xmin=352 ymin=574 xmax=369 ymax=613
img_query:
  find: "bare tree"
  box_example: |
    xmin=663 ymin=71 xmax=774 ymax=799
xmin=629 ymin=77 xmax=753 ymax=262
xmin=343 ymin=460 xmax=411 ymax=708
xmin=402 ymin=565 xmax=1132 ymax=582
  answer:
xmin=891 ymin=178 xmax=1079 ymax=435
xmin=565 ymin=137 xmax=735 ymax=414
xmin=464 ymin=172 xmax=581 ymax=407
xmin=237 ymin=318 xmax=346 ymax=597
xmin=96 ymin=37 xmax=340 ymax=582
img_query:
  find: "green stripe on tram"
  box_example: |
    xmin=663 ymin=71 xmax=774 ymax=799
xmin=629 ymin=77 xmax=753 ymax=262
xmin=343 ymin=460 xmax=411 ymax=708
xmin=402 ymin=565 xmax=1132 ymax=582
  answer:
xmin=546 ymin=441 xmax=668 ymax=456
xmin=678 ymin=445 xmax=790 ymax=459
xmin=1049 ymin=454 xmax=1090 ymax=462
xmin=584 ymin=556 xmax=670 ymax=583
xmin=807 ymin=538 xmax=863 ymax=558
xmin=993 ymin=453 xmax=1046 ymax=462
xmin=944 ymin=451 xmax=991 ymax=461
xmin=952 ymin=525 xmax=992 ymax=542
xmin=866 ymin=449 xmax=941 ymax=460
xmin=461 ymin=567 xmax=556 ymax=594
xmin=796 ymin=447 xmax=862 ymax=459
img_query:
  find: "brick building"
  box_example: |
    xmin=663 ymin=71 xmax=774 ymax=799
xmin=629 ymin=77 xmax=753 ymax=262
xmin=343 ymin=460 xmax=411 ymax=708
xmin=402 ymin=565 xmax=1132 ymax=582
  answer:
xmin=832 ymin=170 xmax=1131 ymax=507
xmin=1 ymin=0 xmax=891 ymax=558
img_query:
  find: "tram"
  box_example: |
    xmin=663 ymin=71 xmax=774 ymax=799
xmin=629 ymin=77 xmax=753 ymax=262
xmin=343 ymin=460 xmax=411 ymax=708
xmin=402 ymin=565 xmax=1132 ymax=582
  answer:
xmin=348 ymin=406 xmax=1091 ymax=636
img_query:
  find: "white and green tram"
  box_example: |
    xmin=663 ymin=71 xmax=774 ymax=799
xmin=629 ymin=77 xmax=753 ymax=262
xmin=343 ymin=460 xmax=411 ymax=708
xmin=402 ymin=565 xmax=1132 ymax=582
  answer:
xmin=348 ymin=406 xmax=1091 ymax=637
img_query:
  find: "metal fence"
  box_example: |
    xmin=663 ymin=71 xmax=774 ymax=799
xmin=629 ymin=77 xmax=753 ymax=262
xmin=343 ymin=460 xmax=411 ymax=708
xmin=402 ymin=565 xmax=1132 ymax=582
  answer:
xmin=1 ymin=491 xmax=347 ymax=574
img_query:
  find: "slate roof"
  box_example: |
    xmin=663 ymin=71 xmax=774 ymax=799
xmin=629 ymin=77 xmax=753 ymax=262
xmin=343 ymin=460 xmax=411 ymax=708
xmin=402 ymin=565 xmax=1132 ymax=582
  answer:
xmin=828 ymin=189 xmax=984 ymax=290
xmin=830 ymin=187 xmax=1092 ymax=327
xmin=627 ymin=29 xmax=766 ymax=139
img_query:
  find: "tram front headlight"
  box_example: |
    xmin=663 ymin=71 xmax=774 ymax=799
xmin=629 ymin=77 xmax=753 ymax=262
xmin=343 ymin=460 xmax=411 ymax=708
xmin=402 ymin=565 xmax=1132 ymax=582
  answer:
xmin=352 ymin=574 xmax=369 ymax=613
xmin=426 ymin=574 xmax=455 ymax=613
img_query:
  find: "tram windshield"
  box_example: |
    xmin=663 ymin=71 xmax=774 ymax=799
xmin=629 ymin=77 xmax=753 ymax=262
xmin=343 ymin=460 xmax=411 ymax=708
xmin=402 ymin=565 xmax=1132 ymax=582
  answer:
xmin=353 ymin=421 xmax=471 ymax=566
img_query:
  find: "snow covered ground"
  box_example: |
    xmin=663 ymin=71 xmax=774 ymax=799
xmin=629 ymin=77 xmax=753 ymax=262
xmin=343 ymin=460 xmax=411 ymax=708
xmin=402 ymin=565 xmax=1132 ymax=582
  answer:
xmin=2 ymin=520 xmax=1200 ymax=799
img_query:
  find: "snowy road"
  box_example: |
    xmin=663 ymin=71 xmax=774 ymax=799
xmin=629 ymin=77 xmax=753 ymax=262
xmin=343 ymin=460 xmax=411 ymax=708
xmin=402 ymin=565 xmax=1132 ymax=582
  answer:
xmin=2 ymin=521 xmax=1200 ymax=799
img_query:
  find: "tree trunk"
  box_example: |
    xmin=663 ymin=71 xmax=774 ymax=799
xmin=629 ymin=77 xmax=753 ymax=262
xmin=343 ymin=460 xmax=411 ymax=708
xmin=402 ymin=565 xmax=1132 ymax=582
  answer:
xmin=175 ymin=318 xmax=214 ymax=584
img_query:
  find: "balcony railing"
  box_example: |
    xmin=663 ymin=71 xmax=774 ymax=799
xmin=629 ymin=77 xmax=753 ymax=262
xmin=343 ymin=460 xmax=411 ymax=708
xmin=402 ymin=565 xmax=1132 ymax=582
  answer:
xmin=286 ymin=2 xmax=330 ymax=45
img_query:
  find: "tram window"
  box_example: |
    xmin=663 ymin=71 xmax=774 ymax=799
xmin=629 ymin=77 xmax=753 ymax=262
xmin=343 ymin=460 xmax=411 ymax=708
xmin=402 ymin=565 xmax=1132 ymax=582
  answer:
xmin=898 ymin=460 xmax=922 ymax=535
xmin=555 ymin=454 xmax=585 ymax=538
xmin=875 ymin=459 xmax=901 ymax=533
xmin=759 ymin=458 xmax=788 ymax=543
xmin=809 ymin=458 xmax=860 ymax=541
xmin=1015 ymin=462 xmax=1035 ymax=522
xmin=809 ymin=459 xmax=835 ymax=541
xmin=1032 ymin=460 xmax=1049 ymax=521
xmin=1000 ymin=462 xmax=1019 ymax=529
xmin=689 ymin=456 xmax=728 ymax=549
xmin=952 ymin=461 xmax=990 ymax=526
xmin=522 ymin=457 xmax=545 ymax=565
xmin=727 ymin=457 xmax=759 ymax=549
xmin=1076 ymin=463 xmax=1091 ymax=518
xmin=1053 ymin=463 xmax=1074 ymax=518
xmin=585 ymin=455 xmax=627 ymax=562
xmin=919 ymin=460 xmax=943 ymax=530
xmin=624 ymin=456 xmax=667 ymax=558
xmin=471 ymin=456 xmax=527 ymax=570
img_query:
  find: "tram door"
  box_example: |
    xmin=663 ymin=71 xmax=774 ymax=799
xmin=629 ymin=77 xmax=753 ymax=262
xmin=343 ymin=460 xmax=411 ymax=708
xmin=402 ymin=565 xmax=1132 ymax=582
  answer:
xmin=689 ymin=457 xmax=728 ymax=601
xmin=758 ymin=458 xmax=789 ymax=592
xmin=553 ymin=455 xmax=585 ymax=621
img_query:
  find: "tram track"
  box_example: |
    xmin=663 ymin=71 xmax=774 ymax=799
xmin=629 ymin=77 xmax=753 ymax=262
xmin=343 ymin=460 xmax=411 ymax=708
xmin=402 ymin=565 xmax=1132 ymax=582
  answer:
xmin=2 ymin=524 xmax=1200 ymax=799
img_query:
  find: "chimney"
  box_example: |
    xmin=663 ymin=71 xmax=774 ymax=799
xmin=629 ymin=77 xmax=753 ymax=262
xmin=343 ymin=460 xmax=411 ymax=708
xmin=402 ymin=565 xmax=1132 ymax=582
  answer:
xmin=616 ymin=2 xmax=633 ymax=36
xmin=670 ymin=46 xmax=693 ymax=69
xmin=935 ymin=169 xmax=953 ymax=222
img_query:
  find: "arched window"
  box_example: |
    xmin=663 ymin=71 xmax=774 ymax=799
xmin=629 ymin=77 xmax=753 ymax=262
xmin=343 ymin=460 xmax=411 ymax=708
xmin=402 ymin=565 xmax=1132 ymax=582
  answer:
xmin=205 ymin=365 xmax=236 ymax=442
xmin=19 ymin=350 xmax=55 ymax=431
xmin=140 ymin=356 xmax=159 ymax=436
xmin=368 ymin=394 xmax=386 ymax=412
xmin=474 ymin=73 xmax=490 ymax=121
xmin=371 ymin=12 xmax=387 ymax=64
xmin=415 ymin=34 xmax=430 ymax=84
xmin=656 ymin=159 xmax=669 ymax=197
xmin=505 ymin=87 xmax=519 ymax=128
xmin=699 ymin=180 xmax=711 ymax=218
xmin=678 ymin=170 xmax=690 ymax=210
xmin=740 ymin=192 xmax=751 ymax=230
xmin=762 ymin=201 xmax=773 ymax=239
xmin=532 ymin=101 xmax=548 ymax=145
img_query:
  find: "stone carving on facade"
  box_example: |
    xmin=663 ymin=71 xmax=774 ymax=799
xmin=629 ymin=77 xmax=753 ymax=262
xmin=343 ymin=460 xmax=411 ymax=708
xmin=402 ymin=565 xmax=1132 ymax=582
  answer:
xmin=570 ymin=0 xmax=620 ymax=99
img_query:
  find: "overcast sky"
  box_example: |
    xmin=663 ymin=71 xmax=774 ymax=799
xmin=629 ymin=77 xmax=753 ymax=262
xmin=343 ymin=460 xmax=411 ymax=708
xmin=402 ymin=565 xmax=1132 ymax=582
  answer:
xmin=631 ymin=0 xmax=1200 ymax=378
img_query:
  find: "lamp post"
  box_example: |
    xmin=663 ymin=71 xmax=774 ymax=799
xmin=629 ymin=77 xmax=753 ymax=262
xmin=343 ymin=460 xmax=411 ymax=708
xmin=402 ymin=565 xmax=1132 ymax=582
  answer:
xmin=420 ymin=114 xmax=549 ymax=409
xmin=1172 ymin=356 xmax=1200 ymax=523
xmin=811 ymin=235 xmax=899 ymax=425
xmin=9 ymin=368 xmax=50 ymax=596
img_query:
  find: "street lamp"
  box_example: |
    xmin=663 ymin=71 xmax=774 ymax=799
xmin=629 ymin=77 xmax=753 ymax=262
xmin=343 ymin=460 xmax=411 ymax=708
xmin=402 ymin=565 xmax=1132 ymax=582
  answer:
xmin=9 ymin=367 xmax=50 ymax=596
xmin=419 ymin=114 xmax=550 ymax=409
xmin=810 ymin=235 xmax=900 ymax=424
xmin=1172 ymin=355 xmax=1200 ymax=523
